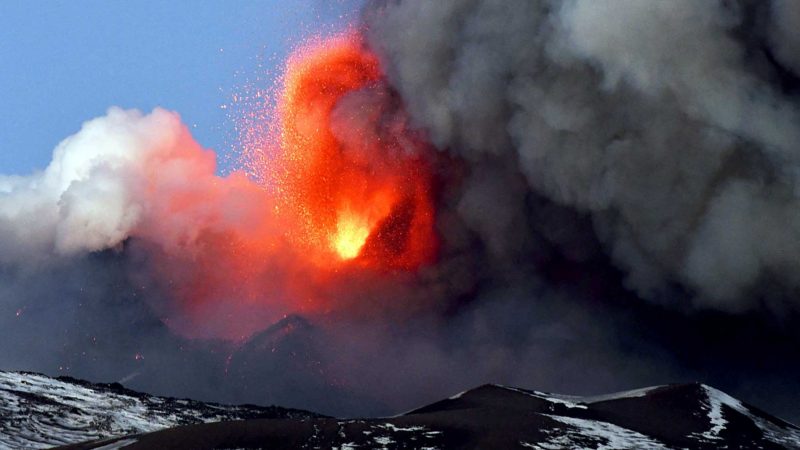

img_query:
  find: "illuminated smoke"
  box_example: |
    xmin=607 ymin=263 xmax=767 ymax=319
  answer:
xmin=0 ymin=107 xmax=225 ymax=264
xmin=0 ymin=107 xmax=288 ymax=339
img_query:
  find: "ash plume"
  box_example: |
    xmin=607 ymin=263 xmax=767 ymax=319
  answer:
xmin=366 ymin=0 xmax=800 ymax=312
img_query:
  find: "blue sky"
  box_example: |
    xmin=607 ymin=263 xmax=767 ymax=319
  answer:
xmin=0 ymin=1 xmax=362 ymax=175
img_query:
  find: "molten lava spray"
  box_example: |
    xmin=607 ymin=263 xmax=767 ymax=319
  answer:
xmin=244 ymin=32 xmax=437 ymax=270
xmin=146 ymin=31 xmax=438 ymax=339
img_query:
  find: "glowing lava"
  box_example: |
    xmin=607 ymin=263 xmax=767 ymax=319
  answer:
xmin=149 ymin=31 xmax=440 ymax=340
xmin=244 ymin=31 xmax=437 ymax=270
xmin=333 ymin=209 xmax=371 ymax=260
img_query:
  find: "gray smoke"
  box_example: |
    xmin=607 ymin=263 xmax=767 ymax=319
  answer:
xmin=366 ymin=0 xmax=800 ymax=313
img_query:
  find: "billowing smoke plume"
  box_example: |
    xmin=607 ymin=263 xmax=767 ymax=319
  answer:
xmin=366 ymin=0 xmax=800 ymax=313
xmin=2 ymin=0 xmax=800 ymax=423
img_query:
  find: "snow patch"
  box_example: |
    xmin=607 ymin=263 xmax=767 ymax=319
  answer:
xmin=539 ymin=414 xmax=670 ymax=449
xmin=448 ymin=389 xmax=468 ymax=400
xmin=333 ymin=443 xmax=359 ymax=450
xmin=373 ymin=435 xmax=394 ymax=447
xmin=377 ymin=423 xmax=427 ymax=432
xmin=696 ymin=385 xmax=733 ymax=440
xmin=698 ymin=384 xmax=800 ymax=447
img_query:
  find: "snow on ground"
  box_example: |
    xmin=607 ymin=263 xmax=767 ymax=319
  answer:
xmin=327 ymin=420 xmax=442 ymax=449
xmin=376 ymin=423 xmax=427 ymax=432
xmin=448 ymin=390 xmax=468 ymax=400
xmin=696 ymin=385 xmax=730 ymax=441
xmin=696 ymin=384 xmax=800 ymax=447
xmin=332 ymin=443 xmax=359 ymax=450
xmin=536 ymin=414 xmax=670 ymax=450
xmin=3 ymin=372 xmax=798 ymax=450
xmin=0 ymin=371 xmax=290 ymax=449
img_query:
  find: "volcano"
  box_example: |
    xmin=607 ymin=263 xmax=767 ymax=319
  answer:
xmin=5 ymin=1 xmax=800 ymax=449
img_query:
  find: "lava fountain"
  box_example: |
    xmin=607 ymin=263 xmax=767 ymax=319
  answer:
xmin=150 ymin=31 xmax=439 ymax=339
xmin=243 ymin=32 xmax=437 ymax=271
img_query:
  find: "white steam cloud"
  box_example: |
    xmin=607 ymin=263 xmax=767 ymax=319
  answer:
xmin=0 ymin=107 xmax=272 ymax=271
xmin=1 ymin=108 xmax=188 ymax=262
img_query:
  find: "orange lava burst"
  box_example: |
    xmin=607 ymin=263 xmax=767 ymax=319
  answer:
xmin=151 ymin=31 xmax=439 ymax=340
xmin=245 ymin=32 xmax=437 ymax=271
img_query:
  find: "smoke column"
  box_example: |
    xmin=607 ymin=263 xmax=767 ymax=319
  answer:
xmin=366 ymin=0 xmax=800 ymax=312
xmin=1 ymin=0 xmax=800 ymax=422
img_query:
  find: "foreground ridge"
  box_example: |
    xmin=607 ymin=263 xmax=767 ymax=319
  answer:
xmin=0 ymin=371 xmax=321 ymax=449
xmin=0 ymin=371 xmax=797 ymax=449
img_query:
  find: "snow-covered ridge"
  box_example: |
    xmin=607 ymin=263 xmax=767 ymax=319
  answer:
xmin=480 ymin=383 xmax=800 ymax=449
xmin=3 ymin=373 xmax=800 ymax=450
xmin=696 ymin=384 xmax=800 ymax=447
xmin=0 ymin=371 xmax=316 ymax=449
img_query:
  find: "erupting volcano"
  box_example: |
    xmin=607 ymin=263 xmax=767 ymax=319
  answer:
xmin=243 ymin=32 xmax=437 ymax=271
xmin=7 ymin=0 xmax=800 ymax=435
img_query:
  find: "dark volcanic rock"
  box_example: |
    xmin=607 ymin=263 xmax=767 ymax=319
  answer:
xmin=224 ymin=314 xmax=390 ymax=417
xmin=56 ymin=382 xmax=800 ymax=449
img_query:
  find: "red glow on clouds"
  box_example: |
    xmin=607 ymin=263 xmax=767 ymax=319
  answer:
xmin=145 ymin=31 xmax=438 ymax=339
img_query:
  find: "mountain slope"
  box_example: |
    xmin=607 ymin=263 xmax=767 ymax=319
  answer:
xmin=60 ymin=382 xmax=800 ymax=449
xmin=2 ymin=370 xmax=798 ymax=449
xmin=0 ymin=371 xmax=322 ymax=449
